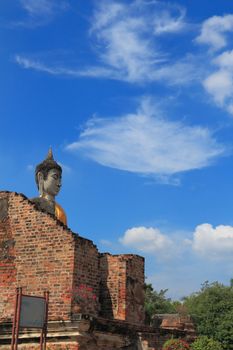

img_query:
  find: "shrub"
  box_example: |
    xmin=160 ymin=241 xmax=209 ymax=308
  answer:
xmin=163 ymin=338 xmax=190 ymax=350
xmin=183 ymin=281 xmax=233 ymax=349
xmin=191 ymin=336 xmax=223 ymax=350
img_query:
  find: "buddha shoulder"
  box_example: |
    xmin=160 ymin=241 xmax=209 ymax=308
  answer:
xmin=30 ymin=197 xmax=55 ymax=216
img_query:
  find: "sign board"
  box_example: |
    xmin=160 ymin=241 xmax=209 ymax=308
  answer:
xmin=19 ymin=295 xmax=46 ymax=328
xmin=11 ymin=288 xmax=49 ymax=350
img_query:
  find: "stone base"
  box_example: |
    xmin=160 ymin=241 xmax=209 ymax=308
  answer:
xmin=0 ymin=315 xmax=194 ymax=350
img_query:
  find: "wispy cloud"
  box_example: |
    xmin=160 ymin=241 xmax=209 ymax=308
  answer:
xmin=89 ymin=0 xmax=188 ymax=83
xmin=15 ymin=53 xmax=197 ymax=86
xmin=66 ymin=97 xmax=225 ymax=180
xmin=14 ymin=54 xmax=118 ymax=78
xmin=15 ymin=55 xmax=61 ymax=73
xmin=153 ymin=6 xmax=186 ymax=35
xmin=15 ymin=0 xmax=196 ymax=85
xmin=16 ymin=0 xmax=69 ymax=27
xmin=14 ymin=2 xmax=233 ymax=117
xmin=92 ymin=0 xmax=187 ymax=36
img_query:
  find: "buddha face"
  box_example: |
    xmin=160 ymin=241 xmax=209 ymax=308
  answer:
xmin=42 ymin=169 xmax=62 ymax=197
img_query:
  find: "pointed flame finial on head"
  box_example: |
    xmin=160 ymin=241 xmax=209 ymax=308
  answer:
xmin=47 ymin=147 xmax=54 ymax=160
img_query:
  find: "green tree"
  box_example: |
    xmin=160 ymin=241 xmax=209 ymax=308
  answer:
xmin=191 ymin=336 xmax=223 ymax=350
xmin=183 ymin=281 xmax=233 ymax=349
xmin=145 ymin=283 xmax=177 ymax=325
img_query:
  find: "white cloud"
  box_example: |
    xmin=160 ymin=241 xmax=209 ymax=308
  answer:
xmin=15 ymin=3 xmax=233 ymax=117
xmin=214 ymin=49 xmax=233 ymax=68
xmin=203 ymin=50 xmax=233 ymax=115
xmin=197 ymin=15 xmax=233 ymax=115
xmin=15 ymin=55 xmax=59 ymax=73
xmin=14 ymin=55 xmax=120 ymax=78
xmin=120 ymin=222 xmax=233 ymax=259
xmin=192 ymin=223 xmax=233 ymax=259
xmin=203 ymin=70 xmax=233 ymax=106
xmin=108 ymin=221 xmax=233 ymax=298
xmin=15 ymin=53 xmax=196 ymax=86
xmin=119 ymin=226 xmax=172 ymax=254
xmin=196 ymin=14 xmax=233 ymax=51
xmin=92 ymin=0 xmax=186 ymax=37
xmin=153 ymin=7 xmax=186 ymax=35
xmin=15 ymin=0 xmax=194 ymax=85
xmin=89 ymin=0 xmax=189 ymax=83
xmin=66 ymin=98 xmax=224 ymax=178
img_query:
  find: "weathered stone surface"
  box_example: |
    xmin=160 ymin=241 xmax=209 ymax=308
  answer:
xmin=0 ymin=197 xmax=8 ymax=221
xmin=0 ymin=317 xmax=191 ymax=350
xmin=0 ymin=238 xmax=15 ymax=260
xmin=30 ymin=196 xmax=55 ymax=216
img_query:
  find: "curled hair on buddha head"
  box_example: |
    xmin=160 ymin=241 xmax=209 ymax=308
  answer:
xmin=35 ymin=148 xmax=62 ymax=189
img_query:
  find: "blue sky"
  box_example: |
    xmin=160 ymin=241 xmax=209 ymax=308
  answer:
xmin=1 ymin=0 xmax=233 ymax=299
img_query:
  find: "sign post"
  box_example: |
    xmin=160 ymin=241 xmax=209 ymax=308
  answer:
xmin=11 ymin=288 xmax=49 ymax=350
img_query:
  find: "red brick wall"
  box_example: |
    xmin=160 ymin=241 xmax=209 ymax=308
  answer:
xmin=0 ymin=194 xmax=17 ymax=322
xmin=99 ymin=254 xmax=126 ymax=320
xmin=99 ymin=253 xmax=145 ymax=324
xmin=0 ymin=191 xmax=145 ymax=326
xmin=72 ymin=237 xmax=100 ymax=317
xmin=0 ymin=191 xmax=194 ymax=350
xmin=0 ymin=192 xmax=100 ymax=322
xmin=125 ymin=254 xmax=145 ymax=324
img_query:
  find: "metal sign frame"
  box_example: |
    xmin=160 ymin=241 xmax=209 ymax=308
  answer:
xmin=11 ymin=287 xmax=49 ymax=350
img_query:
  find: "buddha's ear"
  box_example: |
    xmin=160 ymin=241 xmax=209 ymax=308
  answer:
xmin=37 ymin=172 xmax=44 ymax=196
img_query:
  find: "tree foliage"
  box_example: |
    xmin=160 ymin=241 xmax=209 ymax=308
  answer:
xmin=145 ymin=283 xmax=177 ymax=324
xmin=191 ymin=336 xmax=223 ymax=350
xmin=183 ymin=281 xmax=233 ymax=349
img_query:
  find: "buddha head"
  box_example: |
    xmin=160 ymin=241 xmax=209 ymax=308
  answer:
xmin=35 ymin=148 xmax=62 ymax=200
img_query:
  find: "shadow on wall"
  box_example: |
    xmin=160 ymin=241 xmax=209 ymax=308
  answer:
xmin=98 ymin=254 xmax=114 ymax=319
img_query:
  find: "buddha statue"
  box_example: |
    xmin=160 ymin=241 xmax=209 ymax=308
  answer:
xmin=31 ymin=148 xmax=67 ymax=225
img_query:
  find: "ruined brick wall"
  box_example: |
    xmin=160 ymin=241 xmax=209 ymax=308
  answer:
xmin=0 ymin=192 xmax=75 ymax=322
xmin=99 ymin=254 xmax=124 ymax=320
xmin=0 ymin=194 xmax=16 ymax=322
xmin=0 ymin=191 xmax=145 ymax=326
xmin=0 ymin=192 xmax=100 ymax=322
xmin=72 ymin=237 xmax=100 ymax=317
xmin=99 ymin=254 xmax=145 ymax=324
xmin=125 ymin=254 xmax=145 ymax=324
xmin=0 ymin=191 xmax=195 ymax=350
